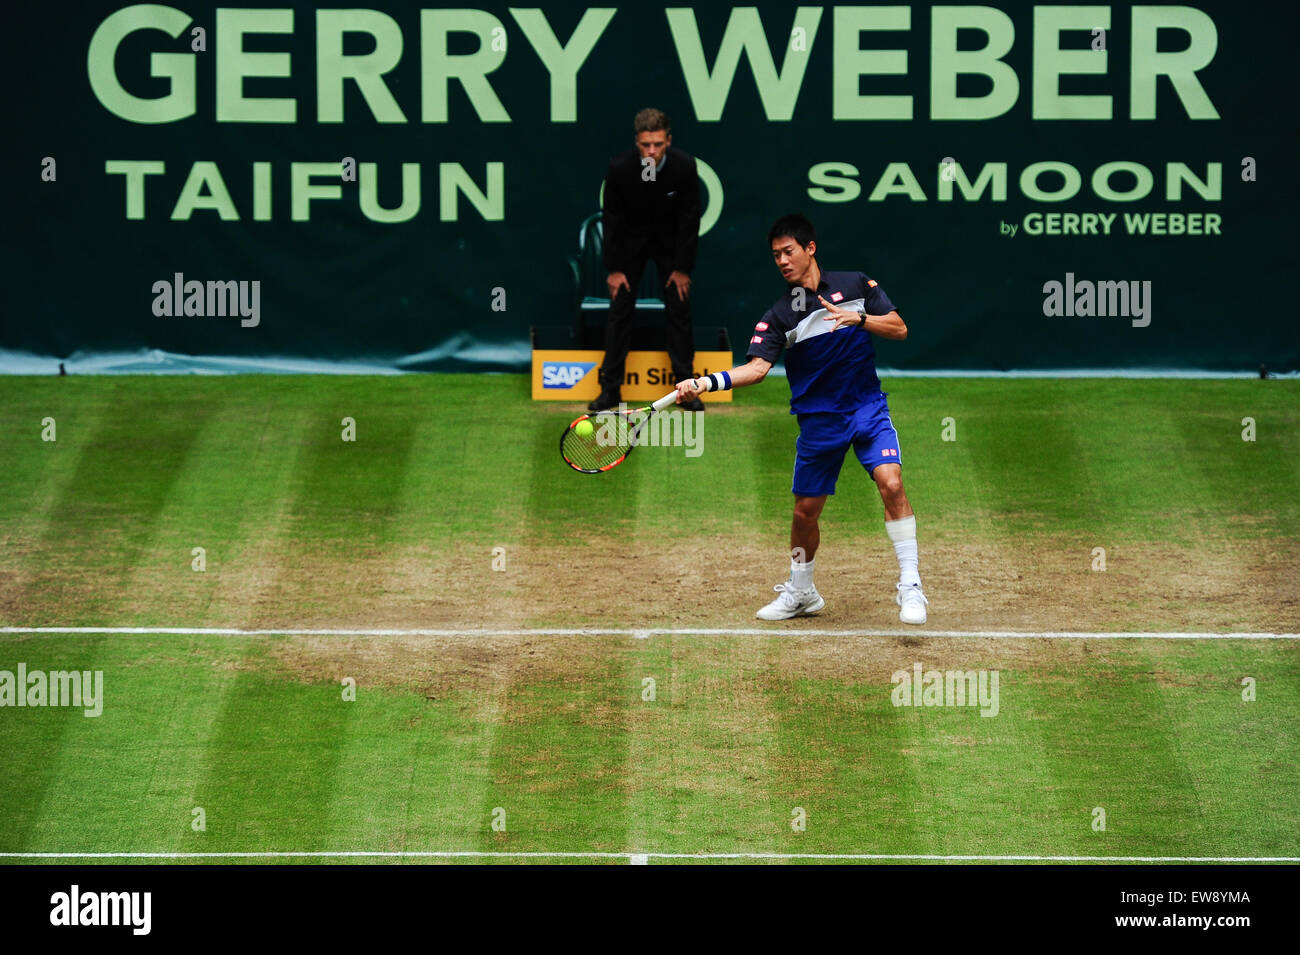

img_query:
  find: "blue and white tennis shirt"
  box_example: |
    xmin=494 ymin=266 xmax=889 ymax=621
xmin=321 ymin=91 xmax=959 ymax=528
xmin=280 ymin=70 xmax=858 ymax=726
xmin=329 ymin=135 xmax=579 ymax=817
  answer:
xmin=745 ymin=270 xmax=900 ymax=414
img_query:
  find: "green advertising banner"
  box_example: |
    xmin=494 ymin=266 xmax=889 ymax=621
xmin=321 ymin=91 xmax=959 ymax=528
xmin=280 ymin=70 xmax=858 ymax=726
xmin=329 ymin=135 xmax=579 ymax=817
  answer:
xmin=4 ymin=1 xmax=1296 ymax=371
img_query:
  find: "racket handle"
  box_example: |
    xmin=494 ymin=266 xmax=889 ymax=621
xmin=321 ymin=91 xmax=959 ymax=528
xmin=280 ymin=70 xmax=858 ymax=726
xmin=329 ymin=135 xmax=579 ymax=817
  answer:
xmin=651 ymin=390 xmax=681 ymax=412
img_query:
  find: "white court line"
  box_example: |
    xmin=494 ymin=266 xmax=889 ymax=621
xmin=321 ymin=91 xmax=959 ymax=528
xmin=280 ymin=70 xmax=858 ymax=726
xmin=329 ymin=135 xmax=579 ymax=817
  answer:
xmin=1 ymin=626 xmax=1296 ymax=640
xmin=1 ymin=851 xmax=1295 ymax=863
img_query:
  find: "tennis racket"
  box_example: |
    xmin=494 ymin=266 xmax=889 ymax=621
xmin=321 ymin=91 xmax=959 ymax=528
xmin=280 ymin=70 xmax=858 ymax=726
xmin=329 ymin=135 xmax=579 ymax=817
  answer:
xmin=560 ymin=390 xmax=681 ymax=473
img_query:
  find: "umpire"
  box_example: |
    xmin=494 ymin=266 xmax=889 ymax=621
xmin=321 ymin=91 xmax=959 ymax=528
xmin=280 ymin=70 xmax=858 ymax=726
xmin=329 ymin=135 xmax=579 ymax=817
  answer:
xmin=589 ymin=108 xmax=703 ymax=412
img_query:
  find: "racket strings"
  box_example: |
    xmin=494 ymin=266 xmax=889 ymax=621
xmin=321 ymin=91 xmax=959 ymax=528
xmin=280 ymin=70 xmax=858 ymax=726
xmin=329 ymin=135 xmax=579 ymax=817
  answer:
xmin=561 ymin=412 xmax=648 ymax=472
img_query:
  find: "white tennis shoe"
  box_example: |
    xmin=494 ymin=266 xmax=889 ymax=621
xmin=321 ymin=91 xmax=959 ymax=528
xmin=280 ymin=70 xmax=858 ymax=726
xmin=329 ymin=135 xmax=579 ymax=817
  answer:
xmin=896 ymin=582 xmax=929 ymax=624
xmin=756 ymin=581 xmax=825 ymax=620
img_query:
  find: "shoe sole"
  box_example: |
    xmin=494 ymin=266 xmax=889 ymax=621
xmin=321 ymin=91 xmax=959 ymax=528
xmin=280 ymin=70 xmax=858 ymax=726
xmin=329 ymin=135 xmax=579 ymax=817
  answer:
xmin=756 ymin=595 xmax=825 ymax=620
xmin=898 ymin=601 xmax=927 ymax=625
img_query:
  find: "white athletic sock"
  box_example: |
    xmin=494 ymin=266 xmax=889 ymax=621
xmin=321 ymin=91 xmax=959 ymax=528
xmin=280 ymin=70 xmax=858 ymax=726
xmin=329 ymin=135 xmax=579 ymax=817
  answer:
xmin=791 ymin=557 xmax=815 ymax=591
xmin=885 ymin=516 xmax=921 ymax=588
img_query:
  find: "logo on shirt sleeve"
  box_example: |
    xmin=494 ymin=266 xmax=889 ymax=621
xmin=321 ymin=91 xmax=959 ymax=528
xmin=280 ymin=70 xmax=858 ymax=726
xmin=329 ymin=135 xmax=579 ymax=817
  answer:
xmin=750 ymin=335 xmax=764 ymax=344
xmin=867 ymin=279 xmax=878 ymax=288
xmin=755 ymin=321 xmax=769 ymax=331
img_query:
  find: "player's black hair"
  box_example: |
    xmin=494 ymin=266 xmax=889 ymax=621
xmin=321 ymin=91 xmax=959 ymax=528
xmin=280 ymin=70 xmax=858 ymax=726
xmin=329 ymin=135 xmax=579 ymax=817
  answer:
xmin=768 ymin=214 xmax=817 ymax=251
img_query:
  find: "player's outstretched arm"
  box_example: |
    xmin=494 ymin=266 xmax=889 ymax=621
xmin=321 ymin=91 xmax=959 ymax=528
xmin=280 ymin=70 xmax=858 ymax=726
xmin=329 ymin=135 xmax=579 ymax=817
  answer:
xmin=674 ymin=356 xmax=772 ymax=403
xmin=862 ymin=310 xmax=907 ymax=340
xmin=818 ymin=295 xmax=907 ymax=340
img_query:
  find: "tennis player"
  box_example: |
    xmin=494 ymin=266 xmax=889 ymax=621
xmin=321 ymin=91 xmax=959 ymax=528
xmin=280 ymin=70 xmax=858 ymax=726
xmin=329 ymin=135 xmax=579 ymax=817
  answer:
xmin=673 ymin=214 xmax=927 ymax=624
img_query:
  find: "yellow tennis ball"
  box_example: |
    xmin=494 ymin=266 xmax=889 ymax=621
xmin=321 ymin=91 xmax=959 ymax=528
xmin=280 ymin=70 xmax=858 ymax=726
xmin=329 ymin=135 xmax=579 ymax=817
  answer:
xmin=575 ymin=419 xmax=594 ymax=438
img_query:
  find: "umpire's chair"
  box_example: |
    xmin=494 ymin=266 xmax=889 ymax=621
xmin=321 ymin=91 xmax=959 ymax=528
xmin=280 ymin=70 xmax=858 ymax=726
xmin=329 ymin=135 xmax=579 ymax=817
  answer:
xmin=568 ymin=212 xmax=667 ymax=348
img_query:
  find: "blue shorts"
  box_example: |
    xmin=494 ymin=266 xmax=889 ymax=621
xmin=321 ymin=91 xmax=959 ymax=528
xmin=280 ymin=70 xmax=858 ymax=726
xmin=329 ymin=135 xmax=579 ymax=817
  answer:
xmin=792 ymin=392 xmax=902 ymax=497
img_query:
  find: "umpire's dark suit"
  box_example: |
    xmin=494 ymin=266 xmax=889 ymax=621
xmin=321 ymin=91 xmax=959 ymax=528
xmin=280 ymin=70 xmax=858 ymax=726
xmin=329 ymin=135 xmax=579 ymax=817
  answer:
xmin=599 ymin=146 xmax=701 ymax=390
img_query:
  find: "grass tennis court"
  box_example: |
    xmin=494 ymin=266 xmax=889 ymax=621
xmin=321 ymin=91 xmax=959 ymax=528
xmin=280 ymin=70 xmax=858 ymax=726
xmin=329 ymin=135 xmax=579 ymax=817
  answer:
xmin=1 ymin=375 xmax=1297 ymax=862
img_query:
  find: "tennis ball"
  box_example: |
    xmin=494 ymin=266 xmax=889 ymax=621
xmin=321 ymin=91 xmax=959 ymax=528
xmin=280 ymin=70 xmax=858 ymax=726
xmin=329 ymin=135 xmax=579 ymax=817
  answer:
xmin=574 ymin=419 xmax=594 ymax=438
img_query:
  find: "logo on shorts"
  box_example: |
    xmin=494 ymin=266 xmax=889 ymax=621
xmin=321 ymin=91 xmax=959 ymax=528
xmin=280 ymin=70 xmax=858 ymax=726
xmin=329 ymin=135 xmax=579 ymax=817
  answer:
xmin=830 ymin=291 xmax=844 ymax=302
xmin=881 ymin=448 xmax=898 ymax=457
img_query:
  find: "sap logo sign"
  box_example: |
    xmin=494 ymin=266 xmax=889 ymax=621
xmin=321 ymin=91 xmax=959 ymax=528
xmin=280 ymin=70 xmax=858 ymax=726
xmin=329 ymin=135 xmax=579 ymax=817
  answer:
xmin=542 ymin=362 xmax=596 ymax=388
